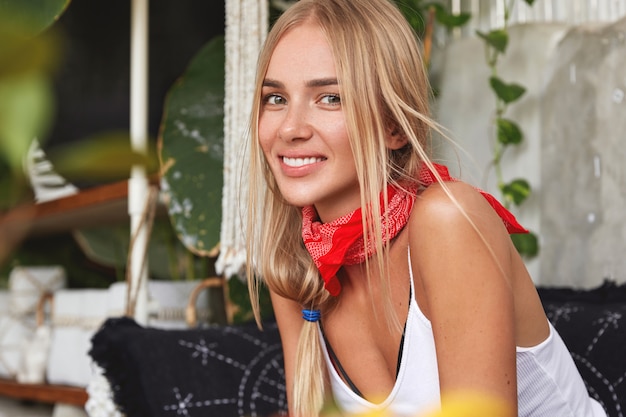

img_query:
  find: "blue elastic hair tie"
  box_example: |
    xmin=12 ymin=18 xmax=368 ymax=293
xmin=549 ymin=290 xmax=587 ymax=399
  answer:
xmin=302 ymin=309 xmax=321 ymax=323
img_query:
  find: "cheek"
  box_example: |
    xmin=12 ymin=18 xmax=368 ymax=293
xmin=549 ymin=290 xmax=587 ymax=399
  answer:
xmin=325 ymin=121 xmax=352 ymax=155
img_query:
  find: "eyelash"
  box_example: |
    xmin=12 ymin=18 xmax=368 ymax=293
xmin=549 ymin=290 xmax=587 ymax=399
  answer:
xmin=261 ymin=93 xmax=341 ymax=106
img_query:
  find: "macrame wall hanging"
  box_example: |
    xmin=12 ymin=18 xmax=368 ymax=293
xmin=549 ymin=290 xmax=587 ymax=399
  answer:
xmin=216 ymin=0 xmax=269 ymax=279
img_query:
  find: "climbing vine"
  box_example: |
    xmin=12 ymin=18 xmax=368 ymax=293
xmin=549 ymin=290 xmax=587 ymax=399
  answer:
xmin=476 ymin=0 xmax=539 ymax=258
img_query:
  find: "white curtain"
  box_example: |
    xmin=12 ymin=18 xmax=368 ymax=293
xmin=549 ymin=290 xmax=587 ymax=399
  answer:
xmin=448 ymin=0 xmax=626 ymax=35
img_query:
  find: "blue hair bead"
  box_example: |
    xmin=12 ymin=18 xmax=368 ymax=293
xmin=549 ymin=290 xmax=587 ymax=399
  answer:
xmin=302 ymin=309 xmax=321 ymax=323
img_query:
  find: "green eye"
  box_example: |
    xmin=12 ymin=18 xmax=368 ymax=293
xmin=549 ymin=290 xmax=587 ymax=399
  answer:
xmin=320 ymin=94 xmax=341 ymax=105
xmin=265 ymin=94 xmax=286 ymax=105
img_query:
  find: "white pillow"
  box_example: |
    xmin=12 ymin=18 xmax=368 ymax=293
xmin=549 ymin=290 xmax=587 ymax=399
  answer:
xmin=9 ymin=266 xmax=66 ymax=315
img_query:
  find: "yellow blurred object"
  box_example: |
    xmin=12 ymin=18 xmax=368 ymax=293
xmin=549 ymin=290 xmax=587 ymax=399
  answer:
xmin=422 ymin=391 xmax=512 ymax=417
xmin=320 ymin=391 xmax=512 ymax=417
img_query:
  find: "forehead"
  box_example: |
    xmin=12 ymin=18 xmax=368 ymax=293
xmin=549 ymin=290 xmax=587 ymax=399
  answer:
xmin=266 ymin=22 xmax=337 ymax=80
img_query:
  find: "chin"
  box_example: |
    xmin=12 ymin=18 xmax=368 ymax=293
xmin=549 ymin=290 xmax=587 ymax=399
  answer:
xmin=280 ymin=194 xmax=314 ymax=209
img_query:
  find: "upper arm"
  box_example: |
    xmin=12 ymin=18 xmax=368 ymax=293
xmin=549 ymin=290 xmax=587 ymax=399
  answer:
xmin=270 ymin=290 xmax=303 ymax=415
xmin=409 ymin=182 xmax=518 ymax=410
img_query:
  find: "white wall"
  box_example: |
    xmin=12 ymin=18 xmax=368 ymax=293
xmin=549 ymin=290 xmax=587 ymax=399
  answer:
xmin=432 ymin=3 xmax=626 ymax=288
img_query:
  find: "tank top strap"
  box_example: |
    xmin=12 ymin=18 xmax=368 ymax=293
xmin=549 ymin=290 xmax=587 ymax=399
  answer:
xmin=408 ymin=246 xmax=416 ymax=298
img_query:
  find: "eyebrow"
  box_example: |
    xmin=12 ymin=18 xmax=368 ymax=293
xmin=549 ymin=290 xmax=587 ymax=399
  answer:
xmin=262 ymin=77 xmax=339 ymax=88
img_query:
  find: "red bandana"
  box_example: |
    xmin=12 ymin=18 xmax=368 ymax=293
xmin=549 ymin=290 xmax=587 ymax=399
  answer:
xmin=301 ymin=163 xmax=527 ymax=296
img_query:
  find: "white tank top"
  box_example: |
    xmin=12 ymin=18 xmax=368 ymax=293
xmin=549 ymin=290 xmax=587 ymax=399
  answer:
xmin=320 ymin=250 xmax=607 ymax=417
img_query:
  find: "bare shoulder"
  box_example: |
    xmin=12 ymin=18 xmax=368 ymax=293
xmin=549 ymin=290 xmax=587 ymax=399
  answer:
xmin=410 ymin=181 xmax=510 ymax=240
xmin=408 ymin=181 xmax=521 ymax=406
xmin=408 ymin=180 xmax=516 ymax=299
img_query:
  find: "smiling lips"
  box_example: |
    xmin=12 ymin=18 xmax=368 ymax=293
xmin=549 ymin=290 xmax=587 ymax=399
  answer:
xmin=282 ymin=156 xmax=326 ymax=167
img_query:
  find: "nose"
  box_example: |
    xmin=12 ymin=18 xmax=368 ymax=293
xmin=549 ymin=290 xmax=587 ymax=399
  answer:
xmin=278 ymin=102 xmax=313 ymax=142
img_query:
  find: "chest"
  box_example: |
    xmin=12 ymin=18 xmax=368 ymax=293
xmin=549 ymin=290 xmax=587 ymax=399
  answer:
xmin=321 ymin=292 xmax=441 ymax=414
xmin=321 ymin=240 xmax=414 ymax=400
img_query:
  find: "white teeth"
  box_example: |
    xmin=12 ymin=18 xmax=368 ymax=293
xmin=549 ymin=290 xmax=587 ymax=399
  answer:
xmin=282 ymin=156 xmax=324 ymax=167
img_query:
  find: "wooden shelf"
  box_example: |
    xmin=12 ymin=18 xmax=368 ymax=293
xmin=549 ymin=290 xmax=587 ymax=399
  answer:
xmin=33 ymin=180 xmax=131 ymax=235
xmin=0 ymin=378 xmax=88 ymax=406
xmin=0 ymin=178 xmax=165 ymax=241
xmin=19 ymin=180 xmax=131 ymax=237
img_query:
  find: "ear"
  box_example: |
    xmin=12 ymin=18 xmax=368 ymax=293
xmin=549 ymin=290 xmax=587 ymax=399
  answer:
xmin=385 ymin=126 xmax=408 ymax=150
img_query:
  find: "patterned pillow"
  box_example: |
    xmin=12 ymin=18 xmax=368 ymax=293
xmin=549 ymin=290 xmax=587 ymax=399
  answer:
xmin=89 ymin=317 xmax=287 ymax=417
xmin=538 ymin=280 xmax=626 ymax=417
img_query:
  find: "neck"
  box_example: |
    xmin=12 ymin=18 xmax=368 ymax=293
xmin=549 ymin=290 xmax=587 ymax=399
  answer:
xmin=314 ymin=200 xmax=361 ymax=224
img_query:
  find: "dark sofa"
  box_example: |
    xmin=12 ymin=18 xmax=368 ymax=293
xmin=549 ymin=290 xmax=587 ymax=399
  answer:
xmin=90 ymin=280 xmax=626 ymax=417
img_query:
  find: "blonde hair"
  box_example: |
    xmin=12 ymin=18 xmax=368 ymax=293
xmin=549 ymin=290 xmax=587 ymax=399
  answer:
xmin=246 ymin=0 xmax=442 ymax=415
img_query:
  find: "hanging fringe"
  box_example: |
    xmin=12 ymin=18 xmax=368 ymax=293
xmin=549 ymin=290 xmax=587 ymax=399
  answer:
xmin=216 ymin=0 xmax=269 ymax=280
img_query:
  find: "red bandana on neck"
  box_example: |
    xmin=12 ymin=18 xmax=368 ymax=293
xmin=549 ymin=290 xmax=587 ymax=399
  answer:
xmin=301 ymin=163 xmax=527 ymax=296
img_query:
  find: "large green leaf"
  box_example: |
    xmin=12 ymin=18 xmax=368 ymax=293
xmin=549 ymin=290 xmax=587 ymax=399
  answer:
xmin=74 ymin=220 xmax=198 ymax=281
xmin=0 ymin=0 xmax=68 ymax=207
xmin=159 ymin=36 xmax=225 ymax=258
xmin=0 ymin=73 xmax=54 ymax=173
xmin=0 ymin=0 xmax=71 ymax=37
xmin=49 ymin=130 xmax=158 ymax=182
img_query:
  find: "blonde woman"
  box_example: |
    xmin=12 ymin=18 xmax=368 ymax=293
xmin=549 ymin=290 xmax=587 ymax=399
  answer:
xmin=246 ymin=1 xmax=606 ymax=416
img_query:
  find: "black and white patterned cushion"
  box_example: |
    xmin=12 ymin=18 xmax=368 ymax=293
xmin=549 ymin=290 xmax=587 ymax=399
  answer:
xmin=538 ymin=280 xmax=626 ymax=417
xmin=89 ymin=317 xmax=287 ymax=417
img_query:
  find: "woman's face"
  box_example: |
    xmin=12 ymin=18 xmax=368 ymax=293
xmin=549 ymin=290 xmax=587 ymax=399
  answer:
xmin=258 ymin=22 xmax=360 ymax=223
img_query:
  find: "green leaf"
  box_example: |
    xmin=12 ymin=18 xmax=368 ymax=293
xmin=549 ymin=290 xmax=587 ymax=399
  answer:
xmin=434 ymin=10 xmax=471 ymax=29
xmin=0 ymin=155 xmax=30 ymax=209
xmin=48 ymin=131 xmax=157 ymax=182
xmin=0 ymin=30 xmax=62 ymax=80
xmin=0 ymin=73 xmax=54 ymax=173
xmin=524 ymin=0 xmax=537 ymax=6
xmin=159 ymin=36 xmax=225 ymax=258
xmin=511 ymin=231 xmax=539 ymax=258
xmin=489 ymin=76 xmax=526 ymax=103
xmin=228 ymin=276 xmax=274 ymax=324
xmin=501 ymin=178 xmax=531 ymax=206
xmin=395 ymin=0 xmax=427 ymax=36
xmin=476 ymin=29 xmax=508 ymax=53
xmin=497 ymin=118 xmax=523 ymax=145
xmin=0 ymin=1 xmax=68 ymax=207
xmin=0 ymin=0 xmax=71 ymax=37
xmin=74 ymin=219 xmax=193 ymax=281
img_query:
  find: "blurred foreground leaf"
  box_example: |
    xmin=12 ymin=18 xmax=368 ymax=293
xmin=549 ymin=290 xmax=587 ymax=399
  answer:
xmin=0 ymin=74 xmax=54 ymax=173
xmin=48 ymin=131 xmax=158 ymax=183
xmin=0 ymin=1 xmax=68 ymax=208
xmin=0 ymin=0 xmax=70 ymax=37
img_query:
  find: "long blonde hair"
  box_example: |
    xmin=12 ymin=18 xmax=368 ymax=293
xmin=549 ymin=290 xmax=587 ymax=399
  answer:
xmin=246 ymin=0 xmax=439 ymax=415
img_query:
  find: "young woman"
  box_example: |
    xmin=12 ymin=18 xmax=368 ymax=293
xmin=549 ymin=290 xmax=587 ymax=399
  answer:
xmin=245 ymin=1 xmax=606 ymax=416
